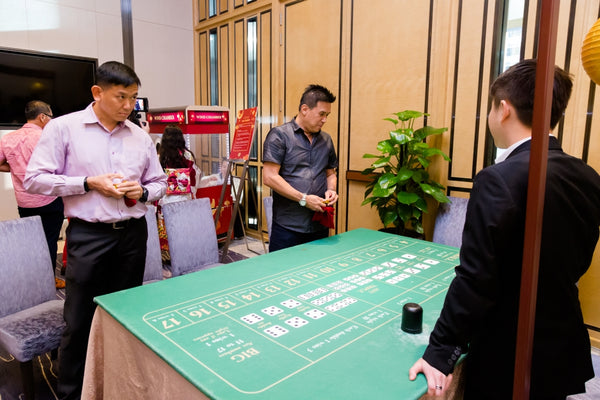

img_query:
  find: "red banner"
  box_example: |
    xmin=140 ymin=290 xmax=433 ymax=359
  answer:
xmin=229 ymin=107 xmax=257 ymax=160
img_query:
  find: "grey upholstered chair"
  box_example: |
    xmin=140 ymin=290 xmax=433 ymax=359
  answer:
xmin=162 ymin=198 xmax=223 ymax=277
xmin=143 ymin=205 xmax=164 ymax=284
xmin=0 ymin=216 xmax=65 ymax=399
xmin=432 ymin=195 xmax=469 ymax=248
xmin=263 ymin=196 xmax=273 ymax=240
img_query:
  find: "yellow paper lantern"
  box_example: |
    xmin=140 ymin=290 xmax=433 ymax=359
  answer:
xmin=582 ymin=18 xmax=600 ymax=85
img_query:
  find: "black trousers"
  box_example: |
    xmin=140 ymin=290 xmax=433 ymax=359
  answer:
xmin=18 ymin=197 xmax=64 ymax=269
xmin=57 ymin=217 xmax=147 ymax=400
xmin=269 ymin=221 xmax=329 ymax=252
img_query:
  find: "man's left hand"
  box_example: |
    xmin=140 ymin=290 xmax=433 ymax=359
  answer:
xmin=324 ymin=189 xmax=338 ymax=206
xmin=116 ymin=180 xmax=144 ymax=200
xmin=408 ymin=358 xmax=453 ymax=396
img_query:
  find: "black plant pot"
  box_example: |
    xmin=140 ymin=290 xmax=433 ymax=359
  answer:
xmin=378 ymin=226 xmax=425 ymax=240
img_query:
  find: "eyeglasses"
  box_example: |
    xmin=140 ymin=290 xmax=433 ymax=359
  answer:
xmin=43 ymin=113 xmax=53 ymax=119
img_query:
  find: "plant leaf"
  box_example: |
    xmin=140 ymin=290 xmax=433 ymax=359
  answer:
xmin=361 ymin=169 xmax=376 ymax=177
xmin=397 ymin=167 xmax=413 ymax=183
xmin=389 ymin=129 xmax=412 ymax=145
xmin=377 ymin=173 xmax=398 ymax=189
xmin=411 ymin=169 xmax=425 ymax=183
xmin=420 ymin=183 xmax=450 ymax=203
xmin=397 ymin=191 xmax=420 ymax=205
xmin=376 ymin=140 xmax=394 ymax=154
xmin=361 ymin=196 xmax=377 ymax=206
xmin=424 ymin=147 xmax=451 ymax=161
xmin=414 ymin=125 xmax=448 ymax=140
xmin=417 ymin=157 xmax=430 ymax=168
xmin=373 ymin=186 xmax=396 ymax=197
xmin=372 ymin=156 xmax=391 ymax=168
xmin=382 ymin=210 xmax=398 ymax=227
xmin=395 ymin=110 xmax=426 ymax=121
xmin=397 ymin=204 xmax=412 ymax=224
xmin=414 ymin=197 xmax=428 ymax=212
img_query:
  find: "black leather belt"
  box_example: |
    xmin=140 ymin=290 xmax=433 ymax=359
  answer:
xmin=71 ymin=217 xmax=140 ymax=230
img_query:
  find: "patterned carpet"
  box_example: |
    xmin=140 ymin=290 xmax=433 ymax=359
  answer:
xmin=0 ymin=249 xmax=248 ymax=400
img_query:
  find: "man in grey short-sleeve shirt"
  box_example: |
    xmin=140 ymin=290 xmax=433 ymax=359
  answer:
xmin=263 ymin=84 xmax=338 ymax=251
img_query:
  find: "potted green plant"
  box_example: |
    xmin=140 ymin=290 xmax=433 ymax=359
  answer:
xmin=361 ymin=110 xmax=451 ymax=237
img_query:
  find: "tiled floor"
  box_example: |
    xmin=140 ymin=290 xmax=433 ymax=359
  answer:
xmin=225 ymin=235 xmax=267 ymax=258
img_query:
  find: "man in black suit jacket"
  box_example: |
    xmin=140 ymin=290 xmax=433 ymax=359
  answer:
xmin=409 ymin=59 xmax=600 ymax=399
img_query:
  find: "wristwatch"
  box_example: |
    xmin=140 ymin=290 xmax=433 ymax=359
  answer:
xmin=140 ymin=186 xmax=149 ymax=202
xmin=299 ymin=193 xmax=307 ymax=207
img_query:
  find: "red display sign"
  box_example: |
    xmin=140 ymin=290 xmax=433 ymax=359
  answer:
xmin=187 ymin=110 xmax=228 ymax=124
xmin=147 ymin=107 xmax=230 ymax=135
xmin=229 ymin=107 xmax=257 ymax=160
xmin=147 ymin=111 xmax=185 ymax=124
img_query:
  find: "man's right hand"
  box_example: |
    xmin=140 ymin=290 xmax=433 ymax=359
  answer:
xmin=86 ymin=173 xmax=126 ymax=198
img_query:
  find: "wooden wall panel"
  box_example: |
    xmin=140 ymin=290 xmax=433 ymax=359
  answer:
xmin=346 ymin=0 xmax=431 ymax=232
xmin=349 ymin=0 xmax=430 ymax=173
xmin=575 ymin=0 xmax=600 ymax=348
xmin=283 ymin=0 xmax=341 ymax=148
xmin=220 ymin=0 xmax=229 ymax=14
xmin=561 ymin=2 xmax=600 ymax=159
xmin=219 ymin=25 xmax=230 ymax=108
xmin=259 ymin=10 xmax=272 ymax=234
xmin=346 ymin=182 xmax=380 ymax=232
xmin=234 ymin=19 xmax=245 ymax=112
xmin=193 ymin=0 xmax=600 ymax=334
xmin=197 ymin=0 xmax=207 ymax=22
xmin=588 ymin=84 xmax=600 ymax=171
xmin=283 ymin=0 xmax=341 ymax=232
xmin=449 ymin=0 xmax=489 ymax=181
xmin=198 ymin=31 xmax=209 ymax=105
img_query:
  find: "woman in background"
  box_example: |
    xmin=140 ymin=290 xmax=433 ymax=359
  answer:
xmin=157 ymin=124 xmax=200 ymax=263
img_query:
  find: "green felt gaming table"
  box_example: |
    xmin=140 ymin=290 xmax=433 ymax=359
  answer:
xmin=92 ymin=228 xmax=460 ymax=399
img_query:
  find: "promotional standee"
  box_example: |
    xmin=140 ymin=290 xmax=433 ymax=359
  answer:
xmin=147 ymin=106 xmax=233 ymax=239
xmin=215 ymin=107 xmax=260 ymax=259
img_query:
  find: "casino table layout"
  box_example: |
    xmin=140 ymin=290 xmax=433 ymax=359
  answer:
xmin=94 ymin=228 xmax=460 ymax=399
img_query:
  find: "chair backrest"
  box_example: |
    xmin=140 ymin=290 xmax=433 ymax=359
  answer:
xmin=0 ymin=216 xmax=56 ymax=318
xmin=143 ymin=205 xmax=163 ymax=283
xmin=162 ymin=198 xmax=220 ymax=277
xmin=263 ymin=196 xmax=273 ymax=238
xmin=432 ymin=196 xmax=469 ymax=248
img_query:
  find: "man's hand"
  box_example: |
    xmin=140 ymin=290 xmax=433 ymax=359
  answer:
xmin=86 ymin=173 xmax=143 ymax=200
xmin=86 ymin=173 xmax=127 ymax=198
xmin=116 ymin=179 xmax=144 ymax=200
xmin=408 ymin=358 xmax=453 ymax=396
xmin=324 ymin=189 xmax=338 ymax=206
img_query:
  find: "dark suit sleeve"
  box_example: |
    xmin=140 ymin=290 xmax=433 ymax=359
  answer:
xmin=422 ymin=166 xmax=520 ymax=375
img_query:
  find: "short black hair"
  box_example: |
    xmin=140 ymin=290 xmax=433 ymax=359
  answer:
xmin=489 ymin=59 xmax=572 ymax=129
xmin=24 ymin=100 xmax=51 ymax=120
xmin=298 ymin=84 xmax=336 ymax=111
xmin=96 ymin=61 xmax=141 ymax=88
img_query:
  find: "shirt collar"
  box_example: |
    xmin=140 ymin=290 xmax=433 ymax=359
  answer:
xmin=291 ymin=117 xmax=321 ymax=137
xmin=494 ymin=134 xmax=557 ymax=164
xmin=494 ymin=137 xmax=531 ymax=164
xmin=83 ymin=102 xmax=127 ymax=132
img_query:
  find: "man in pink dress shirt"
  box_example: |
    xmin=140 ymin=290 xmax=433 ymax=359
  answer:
xmin=0 ymin=100 xmax=65 ymax=288
xmin=25 ymin=61 xmax=167 ymax=400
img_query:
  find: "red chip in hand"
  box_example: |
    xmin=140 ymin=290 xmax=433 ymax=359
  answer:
xmin=124 ymin=198 xmax=137 ymax=207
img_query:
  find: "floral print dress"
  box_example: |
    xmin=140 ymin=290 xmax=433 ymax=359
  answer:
xmin=156 ymin=150 xmax=197 ymax=263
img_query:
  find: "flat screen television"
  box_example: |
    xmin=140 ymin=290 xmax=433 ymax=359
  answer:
xmin=0 ymin=48 xmax=97 ymax=127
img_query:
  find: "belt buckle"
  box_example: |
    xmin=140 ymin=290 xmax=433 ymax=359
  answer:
xmin=112 ymin=221 xmax=126 ymax=230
